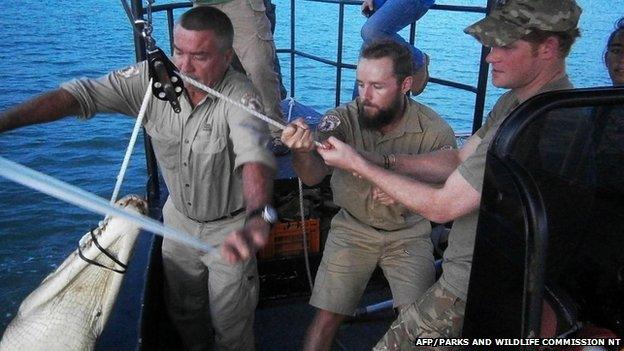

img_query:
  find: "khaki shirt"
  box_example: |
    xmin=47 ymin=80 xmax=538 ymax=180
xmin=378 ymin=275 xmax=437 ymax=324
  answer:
xmin=62 ymin=61 xmax=276 ymax=222
xmin=440 ymin=75 xmax=573 ymax=300
xmin=317 ymin=97 xmax=456 ymax=231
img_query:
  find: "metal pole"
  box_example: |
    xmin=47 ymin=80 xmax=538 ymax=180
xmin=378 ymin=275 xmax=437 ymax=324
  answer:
xmin=335 ymin=2 xmax=345 ymax=107
xmin=290 ymin=0 xmax=296 ymax=98
xmin=131 ymin=0 xmax=146 ymax=62
xmin=167 ymin=9 xmax=175 ymax=54
xmin=130 ymin=0 xmax=160 ymax=204
xmin=471 ymin=0 xmax=494 ymax=133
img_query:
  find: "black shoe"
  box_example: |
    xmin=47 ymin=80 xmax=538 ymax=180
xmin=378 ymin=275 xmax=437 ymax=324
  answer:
xmin=270 ymin=137 xmax=290 ymax=156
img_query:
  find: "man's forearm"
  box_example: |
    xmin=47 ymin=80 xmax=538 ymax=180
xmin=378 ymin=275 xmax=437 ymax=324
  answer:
xmin=242 ymin=162 xmax=274 ymax=211
xmin=354 ymin=157 xmax=440 ymax=219
xmin=0 ymin=89 xmax=81 ymax=133
xmin=292 ymin=150 xmax=330 ymax=186
xmin=353 ymin=155 xmax=480 ymax=223
xmin=392 ymin=149 xmax=461 ymax=184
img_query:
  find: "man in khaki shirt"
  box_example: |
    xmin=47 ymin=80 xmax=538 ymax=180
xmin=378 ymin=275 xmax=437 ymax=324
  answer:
xmin=193 ymin=0 xmax=286 ymax=151
xmin=315 ymin=0 xmax=582 ymax=349
xmin=0 ymin=7 xmax=276 ymax=351
xmin=281 ymin=40 xmax=455 ymax=351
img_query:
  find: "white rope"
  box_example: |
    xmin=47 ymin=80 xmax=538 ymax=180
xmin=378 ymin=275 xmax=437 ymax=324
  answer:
xmin=286 ymin=96 xmax=295 ymax=123
xmin=110 ymin=78 xmax=153 ymax=204
xmin=180 ymin=74 xmax=324 ymax=147
xmin=181 ymin=74 xmax=286 ymax=130
xmin=298 ymin=177 xmax=314 ymax=291
xmin=280 ymin=96 xmax=315 ymax=290
xmin=0 ymin=156 xmax=214 ymax=253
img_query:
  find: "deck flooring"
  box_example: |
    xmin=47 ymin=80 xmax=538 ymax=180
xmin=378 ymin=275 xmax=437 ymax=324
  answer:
xmin=256 ymin=281 xmax=395 ymax=350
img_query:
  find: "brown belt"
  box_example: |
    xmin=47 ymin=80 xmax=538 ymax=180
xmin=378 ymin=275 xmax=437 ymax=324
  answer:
xmin=198 ymin=208 xmax=245 ymax=223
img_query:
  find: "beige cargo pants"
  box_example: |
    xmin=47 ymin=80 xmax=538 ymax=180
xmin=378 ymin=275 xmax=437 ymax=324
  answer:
xmin=161 ymin=200 xmax=258 ymax=351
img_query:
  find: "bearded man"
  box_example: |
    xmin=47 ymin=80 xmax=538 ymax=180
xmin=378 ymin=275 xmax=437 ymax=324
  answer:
xmin=279 ymin=40 xmax=455 ymax=351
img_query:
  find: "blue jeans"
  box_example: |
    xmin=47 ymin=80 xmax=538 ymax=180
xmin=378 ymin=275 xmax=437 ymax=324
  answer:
xmin=353 ymin=0 xmax=434 ymax=98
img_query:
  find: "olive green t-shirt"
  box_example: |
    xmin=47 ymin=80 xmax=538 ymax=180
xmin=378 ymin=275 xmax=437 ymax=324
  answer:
xmin=316 ymin=97 xmax=456 ymax=231
xmin=439 ymin=75 xmax=574 ymax=300
xmin=61 ymin=61 xmax=276 ymax=222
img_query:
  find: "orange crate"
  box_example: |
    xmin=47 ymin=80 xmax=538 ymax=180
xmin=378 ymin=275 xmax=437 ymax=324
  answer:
xmin=258 ymin=219 xmax=320 ymax=259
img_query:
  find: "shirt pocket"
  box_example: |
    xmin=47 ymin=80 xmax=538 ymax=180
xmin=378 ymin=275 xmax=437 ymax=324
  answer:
xmin=192 ymin=132 xmax=226 ymax=155
xmin=151 ymin=132 xmax=179 ymax=170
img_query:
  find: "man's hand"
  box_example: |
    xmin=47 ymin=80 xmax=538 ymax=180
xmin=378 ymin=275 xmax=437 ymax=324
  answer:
xmin=221 ymin=217 xmax=270 ymax=264
xmin=361 ymin=0 xmax=374 ymax=16
xmin=316 ymin=136 xmax=363 ymax=173
xmin=281 ymin=118 xmax=315 ymax=153
xmin=372 ymin=186 xmax=397 ymax=206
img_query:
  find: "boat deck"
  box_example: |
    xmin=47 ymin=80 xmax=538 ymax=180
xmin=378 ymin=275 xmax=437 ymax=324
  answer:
xmin=256 ymin=281 xmax=394 ymax=350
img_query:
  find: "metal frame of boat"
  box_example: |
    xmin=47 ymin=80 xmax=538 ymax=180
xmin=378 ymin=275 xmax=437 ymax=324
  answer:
xmin=464 ymin=87 xmax=624 ymax=342
xmin=94 ymin=1 xmax=624 ymax=350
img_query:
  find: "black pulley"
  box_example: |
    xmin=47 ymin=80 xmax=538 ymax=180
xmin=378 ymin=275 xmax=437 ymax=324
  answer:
xmin=147 ymin=47 xmax=184 ymax=113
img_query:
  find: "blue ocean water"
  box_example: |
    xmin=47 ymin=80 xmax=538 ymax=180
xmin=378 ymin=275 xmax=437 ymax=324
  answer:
xmin=0 ymin=0 xmax=620 ymax=334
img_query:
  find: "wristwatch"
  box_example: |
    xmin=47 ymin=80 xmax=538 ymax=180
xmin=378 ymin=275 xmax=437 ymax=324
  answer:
xmin=245 ymin=205 xmax=278 ymax=227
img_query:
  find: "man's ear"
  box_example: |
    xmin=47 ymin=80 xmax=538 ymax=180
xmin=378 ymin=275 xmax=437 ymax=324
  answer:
xmin=224 ymin=48 xmax=234 ymax=65
xmin=400 ymin=76 xmax=413 ymax=94
xmin=539 ymin=36 xmax=560 ymax=60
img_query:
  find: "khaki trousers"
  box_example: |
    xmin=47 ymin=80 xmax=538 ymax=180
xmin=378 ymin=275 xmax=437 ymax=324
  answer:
xmin=162 ymin=199 xmax=258 ymax=351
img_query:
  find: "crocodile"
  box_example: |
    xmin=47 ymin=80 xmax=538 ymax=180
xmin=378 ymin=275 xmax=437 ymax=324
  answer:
xmin=0 ymin=195 xmax=148 ymax=351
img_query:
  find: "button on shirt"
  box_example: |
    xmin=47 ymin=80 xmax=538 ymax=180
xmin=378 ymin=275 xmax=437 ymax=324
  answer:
xmin=61 ymin=61 xmax=276 ymax=222
xmin=317 ymin=97 xmax=456 ymax=231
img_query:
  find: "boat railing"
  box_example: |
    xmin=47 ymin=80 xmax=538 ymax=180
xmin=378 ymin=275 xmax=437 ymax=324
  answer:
xmin=292 ymin=0 xmax=492 ymax=133
xmin=132 ymin=0 xmax=493 ymax=131
xmin=128 ymin=0 xmax=493 ymax=198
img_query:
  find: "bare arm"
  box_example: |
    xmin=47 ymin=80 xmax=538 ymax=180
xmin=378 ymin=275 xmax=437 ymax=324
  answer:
xmin=392 ymin=149 xmax=461 ymax=183
xmin=0 ymin=89 xmax=81 ymax=133
xmin=242 ymin=162 xmax=274 ymax=215
xmin=362 ymin=163 xmax=480 ymax=223
xmin=391 ymin=134 xmax=482 ymax=183
xmin=318 ymin=137 xmax=481 ymax=223
xmin=221 ymin=162 xmax=275 ymax=263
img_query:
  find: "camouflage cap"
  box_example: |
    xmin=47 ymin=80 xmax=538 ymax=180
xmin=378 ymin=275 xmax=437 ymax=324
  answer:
xmin=464 ymin=0 xmax=582 ymax=47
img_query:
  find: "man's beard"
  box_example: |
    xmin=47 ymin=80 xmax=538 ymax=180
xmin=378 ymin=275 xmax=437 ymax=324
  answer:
xmin=360 ymin=94 xmax=403 ymax=130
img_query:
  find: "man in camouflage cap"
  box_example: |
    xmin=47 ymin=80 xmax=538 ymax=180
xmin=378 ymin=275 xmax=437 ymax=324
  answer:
xmin=309 ymin=0 xmax=582 ymax=349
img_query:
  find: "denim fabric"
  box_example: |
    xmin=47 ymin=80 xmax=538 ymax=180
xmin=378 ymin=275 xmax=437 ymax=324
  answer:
xmin=362 ymin=0 xmax=434 ymax=68
xmin=353 ymin=0 xmax=434 ymax=98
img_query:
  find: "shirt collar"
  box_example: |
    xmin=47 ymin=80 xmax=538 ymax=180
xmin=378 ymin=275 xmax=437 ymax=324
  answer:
xmin=382 ymin=96 xmax=423 ymax=140
xmin=536 ymin=74 xmax=573 ymax=94
xmin=511 ymin=74 xmax=573 ymax=104
xmin=183 ymin=67 xmax=233 ymax=106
